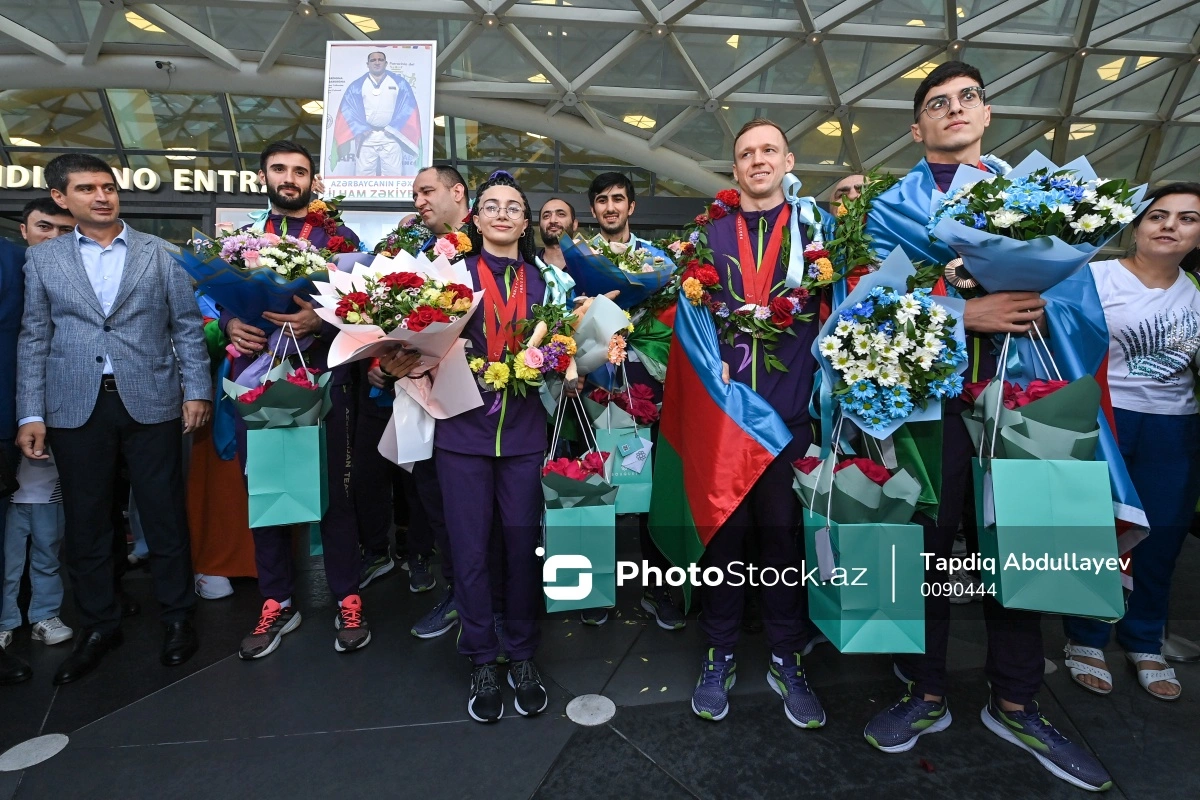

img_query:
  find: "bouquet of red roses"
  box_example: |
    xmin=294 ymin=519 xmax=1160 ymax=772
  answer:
xmin=223 ymin=364 xmax=332 ymax=429
xmin=792 ymin=447 xmax=921 ymax=524
xmin=542 ymin=451 xmax=617 ymax=509
xmin=961 ymin=374 xmax=1100 ymax=461
xmin=585 ymin=384 xmax=660 ymax=427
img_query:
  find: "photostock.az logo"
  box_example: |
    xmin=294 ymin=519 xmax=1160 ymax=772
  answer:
xmin=536 ymin=547 xmax=593 ymax=601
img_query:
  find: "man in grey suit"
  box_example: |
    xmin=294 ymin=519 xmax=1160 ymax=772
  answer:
xmin=16 ymin=154 xmax=212 ymax=685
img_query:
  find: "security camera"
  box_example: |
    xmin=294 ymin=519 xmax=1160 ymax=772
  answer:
xmin=155 ymin=60 xmax=165 ymax=69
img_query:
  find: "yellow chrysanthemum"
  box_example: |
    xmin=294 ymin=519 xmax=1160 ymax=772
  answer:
xmin=835 ymin=203 xmax=848 ymax=217
xmin=815 ymin=257 xmax=834 ymax=282
xmin=682 ymin=277 xmax=703 ymax=305
xmin=469 ymin=357 xmax=486 ymax=373
xmin=624 ymin=310 xmax=635 ymax=332
xmin=308 ymin=199 xmax=328 ymax=213
xmin=483 ymin=361 xmax=510 ymax=390
xmin=551 ymin=334 xmax=577 ymax=356
xmin=514 ymin=361 xmax=540 ymax=382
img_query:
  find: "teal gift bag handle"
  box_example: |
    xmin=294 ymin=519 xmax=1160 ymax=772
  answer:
xmin=602 ymin=362 xmax=645 ymax=442
xmin=549 ymin=378 xmax=601 ymax=460
xmin=263 ymin=321 xmax=308 ymax=384
xmin=981 ymin=328 xmax=1064 ymax=465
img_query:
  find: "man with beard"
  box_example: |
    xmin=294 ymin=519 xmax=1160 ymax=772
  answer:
xmin=220 ymin=141 xmax=378 ymax=660
xmin=536 ymin=198 xmax=578 ymax=270
xmin=568 ymin=173 xmax=685 ymax=631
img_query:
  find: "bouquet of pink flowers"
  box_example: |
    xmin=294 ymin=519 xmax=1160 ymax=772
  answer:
xmin=224 ymin=364 xmax=331 ymax=429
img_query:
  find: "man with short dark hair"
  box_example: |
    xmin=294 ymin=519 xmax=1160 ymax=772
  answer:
xmin=858 ymin=61 xmax=1113 ymax=793
xmin=20 ymin=198 xmax=75 ymax=246
xmin=220 ymin=141 xmax=377 ymax=660
xmin=413 ymin=165 xmax=470 ymax=236
xmin=17 ymin=153 xmax=211 ymax=684
xmin=537 ymin=197 xmax=577 ymax=270
xmin=334 ymin=50 xmax=422 ymax=177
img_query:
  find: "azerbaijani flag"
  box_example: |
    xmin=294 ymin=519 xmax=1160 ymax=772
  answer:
xmin=649 ymin=296 xmax=792 ymax=606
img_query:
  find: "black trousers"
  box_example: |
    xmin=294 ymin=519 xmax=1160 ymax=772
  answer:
xmin=49 ymin=387 xmax=195 ymax=635
xmin=894 ymin=403 xmax=1044 ymax=706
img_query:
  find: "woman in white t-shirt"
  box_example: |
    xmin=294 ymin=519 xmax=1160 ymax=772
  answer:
xmin=1065 ymin=183 xmax=1200 ymax=701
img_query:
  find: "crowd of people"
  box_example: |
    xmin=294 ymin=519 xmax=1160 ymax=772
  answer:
xmin=0 ymin=61 xmax=1197 ymax=794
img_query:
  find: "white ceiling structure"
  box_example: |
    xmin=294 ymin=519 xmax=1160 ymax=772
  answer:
xmin=0 ymin=0 xmax=1198 ymax=197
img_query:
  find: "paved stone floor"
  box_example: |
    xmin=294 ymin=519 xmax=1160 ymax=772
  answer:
xmin=2 ymin=521 xmax=1198 ymax=799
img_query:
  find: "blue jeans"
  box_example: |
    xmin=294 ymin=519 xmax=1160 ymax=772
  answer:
xmin=1 ymin=502 xmax=67 ymax=630
xmin=1064 ymin=409 xmax=1200 ymax=654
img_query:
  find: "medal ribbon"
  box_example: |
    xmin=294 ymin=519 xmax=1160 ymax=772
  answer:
xmin=476 ymin=263 xmax=527 ymax=361
xmin=265 ymin=217 xmax=314 ymax=241
xmin=735 ymin=204 xmax=790 ymax=306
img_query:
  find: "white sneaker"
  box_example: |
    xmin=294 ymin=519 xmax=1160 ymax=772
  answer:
xmin=31 ymin=616 xmax=74 ymax=646
xmin=0 ymin=629 xmax=12 ymax=649
xmin=195 ymin=574 xmax=234 ymax=600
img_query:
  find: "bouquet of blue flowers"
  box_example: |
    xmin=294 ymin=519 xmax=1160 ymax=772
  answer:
xmin=929 ymin=152 xmax=1147 ymax=294
xmin=815 ymin=248 xmax=968 ymax=437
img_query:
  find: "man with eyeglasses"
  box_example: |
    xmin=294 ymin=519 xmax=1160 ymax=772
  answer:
xmin=858 ymin=61 xmax=1112 ymax=793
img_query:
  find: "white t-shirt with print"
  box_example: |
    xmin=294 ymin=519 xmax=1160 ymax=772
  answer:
xmin=1092 ymin=259 xmax=1200 ymax=415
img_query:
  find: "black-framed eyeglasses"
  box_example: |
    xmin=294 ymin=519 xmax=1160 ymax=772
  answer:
xmin=919 ymin=86 xmax=986 ymax=120
xmin=479 ymin=203 xmax=526 ymax=219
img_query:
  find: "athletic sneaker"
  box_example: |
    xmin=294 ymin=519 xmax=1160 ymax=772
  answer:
xmin=864 ymin=682 xmax=952 ymax=752
xmin=195 ymin=574 xmax=234 ymax=600
xmin=407 ymin=554 xmax=436 ymax=593
xmin=507 ymin=659 xmax=549 ymax=716
xmin=494 ymin=613 xmax=509 ymax=665
xmin=580 ymin=607 xmax=608 ymax=626
xmin=239 ymin=599 xmax=301 ymax=660
xmin=640 ymin=588 xmax=686 ymax=630
xmin=468 ymin=662 xmax=504 ymax=723
xmin=411 ymin=587 xmax=458 ymax=639
xmin=981 ymin=697 xmax=1113 ymax=792
xmin=691 ymin=648 xmax=737 ymax=721
xmin=359 ymin=550 xmax=395 ymax=589
xmin=334 ymin=594 xmax=371 ymax=652
xmin=0 ymin=630 xmax=11 ymax=650
xmin=31 ymin=616 xmax=74 ymax=646
xmin=767 ymin=653 xmax=826 ymax=729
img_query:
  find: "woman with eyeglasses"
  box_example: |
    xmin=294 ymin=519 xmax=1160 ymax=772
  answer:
xmin=1062 ymin=182 xmax=1200 ymax=702
xmin=416 ymin=170 xmax=563 ymax=723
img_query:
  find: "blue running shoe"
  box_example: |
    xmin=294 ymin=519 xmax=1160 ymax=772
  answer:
xmin=864 ymin=682 xmax=952 ymax=752
xmin=981 ymin=697 xmax=1113 ymax=792
xmin=691 ymin=648 xmax=736 ymax=721
xmin=767 ymin=653 xmax=826 ymax=729
xmin=411 ymin=587 xmax=458 ymax=639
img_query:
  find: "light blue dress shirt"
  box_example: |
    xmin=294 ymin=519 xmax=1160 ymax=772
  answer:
xmin=76 ymin=222 xmax=129 ymax=374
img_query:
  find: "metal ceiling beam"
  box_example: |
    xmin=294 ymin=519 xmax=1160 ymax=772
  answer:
xmin=662 ymin=0 xmax=709 ymax=24
xmin=501 ymin=22 xmax=570 ymax=92
xmin=257 ymin=11 xmax=301 ymax=73
xmin=0 ymin=15 xmax=70 ymax=63
xmin=814 ymin=0 xmax=890 ymax=31
xmin=986 ymin=52 xmax=1073 ymax=103
xmin=990 ymin=119 xmax=1057 ymax=158
xmin=323 ymin=13 xmax=371 ymax=41
xmin=1150 ymin=145 xmax=1200 ymax=180
xmin=841 ymin=45 xmax=940 ymax=105
xmin=670 ymin=15 xmax=805 ymax=36
xmin=648 ymin=105 xmax=701 ymax=148
xmin=1088 ymin=0 xmax=1196 ymax=46
xmin=1087 ymin=125 xmax=1152 ymax=163
xmin=571 ymin=30 xmax=645 ymax=94
xmin=1136 ymin=126 xmax=1166 ymax=183
xmin=710 ymin=38 xmax=804 ymax=98
xmin=436 ymin=21 xmax=481 ymax=72
xmin=82 ymin=1 xmax=119 ymax=66
xmin=944 ymin=0 xmax=958 ymax=41
xmin=630 ymin=0 xmax=662 ymax=25
xmin=958 ymin=0 xmax=1044 ymax=39
xmin=666 ymin=32 xmax=712 ymax=99
xmin=1073 ymin=56 xmax=1181 ymax=114
xmin=128 ymin=3 xmax=241 ymax=70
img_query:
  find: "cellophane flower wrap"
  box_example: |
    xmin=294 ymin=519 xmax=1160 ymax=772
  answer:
xmin=172 ymin=228 xmax=333 ymax=331
xmin=930 ymin=151 xmax=1148 ymax=293
xmin=560 ymin=233 xmax=676 ymax=310
xmin=223 ymin=363 xmax=332 ymax=429
xmin=792 ymin=445 xmax=921 ymax=525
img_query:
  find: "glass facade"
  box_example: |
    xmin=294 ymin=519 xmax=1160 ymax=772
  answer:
xmin=0 ymin=89 xmax=702 ymax=198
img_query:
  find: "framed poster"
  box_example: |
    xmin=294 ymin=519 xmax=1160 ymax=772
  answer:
xmin=320 ymin=40 xmax=437 ymax=202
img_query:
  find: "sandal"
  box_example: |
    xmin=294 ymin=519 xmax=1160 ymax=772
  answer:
xmin=1125 ymin=652 xmax=1182 ymax=701
xmin=1064 ymin=643 xmax=1112 ymax=696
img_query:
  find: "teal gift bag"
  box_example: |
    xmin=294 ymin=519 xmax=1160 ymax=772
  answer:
xmin=542 ymin=505 xmax=618 ymax=613
xmin=542 ymin=387 xmax=619 ymax=612
xmin=974 ymin=459 xmax=1124 ymax=621
xmin=593 ymin=427 xmax=653 ymax=513
xmin=802 ymin=509 xmax=926 ymax=654
xmin=246 ymin=425 xmax=329 ymax=527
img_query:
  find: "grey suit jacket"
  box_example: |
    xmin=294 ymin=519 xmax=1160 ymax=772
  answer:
xmin=17 ymin=225 xmax=212 ymax=429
